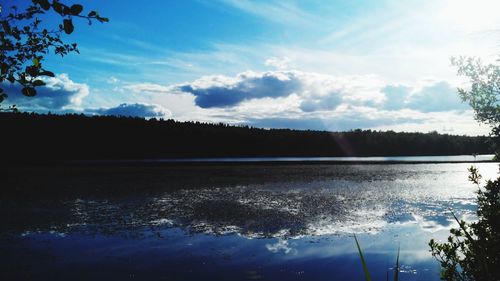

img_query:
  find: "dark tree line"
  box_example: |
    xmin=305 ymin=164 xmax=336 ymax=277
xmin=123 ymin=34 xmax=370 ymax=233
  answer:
xmin=0 ymin=112 xmax=493 ymax=162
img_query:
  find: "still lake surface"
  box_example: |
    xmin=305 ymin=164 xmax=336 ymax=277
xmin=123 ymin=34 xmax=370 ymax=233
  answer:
xmin=1 ymin=157 xmax=498 ymax=280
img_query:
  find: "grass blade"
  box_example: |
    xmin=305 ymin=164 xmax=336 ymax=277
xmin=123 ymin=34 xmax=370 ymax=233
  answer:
xmin=394 ymin=245 xmax=400 ymax=281
xmin=354 ymin=234 xmax=372 ymax=281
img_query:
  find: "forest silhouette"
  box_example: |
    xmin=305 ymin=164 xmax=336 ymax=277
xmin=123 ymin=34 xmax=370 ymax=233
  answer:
xmin=0 ymin=112 xmax=492 ymax=162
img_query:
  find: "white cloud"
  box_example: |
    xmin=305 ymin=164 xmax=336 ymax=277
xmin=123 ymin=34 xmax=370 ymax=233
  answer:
xmin=265 ymin=239 xmax=294 ymax=254
xmin=381 ymin=81 xmax=469 ymax=112
xmin=265 ymin=56 xmax=291 ymax=70
xmin=176 ymin=70 xmax=303 ymax=108
xmin=174 ymin=70 xmax=469 ymax=114
xmin=124 ymin=83 xmax=171 ymax=94
xmin=90 ymin=69 xmax=489 ymax=135
xmin=89 ymin=103 xmax=171 ymax=118
xmin=2 ymin=73 xmax=89 ymax=111
xmin=407 ymin=81 xmax=469 ymax=112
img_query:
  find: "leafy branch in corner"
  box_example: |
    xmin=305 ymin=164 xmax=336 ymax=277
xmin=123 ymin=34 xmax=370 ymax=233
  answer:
xmin=429 ymin=166 xmax=500 ymax=281
xmin=0 ymin=0 xmax=108 ymax=107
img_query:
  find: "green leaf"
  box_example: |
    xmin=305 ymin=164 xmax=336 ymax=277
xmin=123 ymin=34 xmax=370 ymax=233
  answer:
xmin=39 ymin=0 xmax=50 ymax=10
xmin=33 ymin=80 xmax=45 ymax=87
xmin=40 ymin=70 xmax=55 ymax=77
xmin=63 ymin=19 xmax=74 ymax=34
xmin=52 ymin=0 xmax=63 ymax=14
xmin=22 ymin=87 xmax=36 ymax=97
xmin=63 ymin=5 xmax=71 ymax=15
xmin=70 ymin=4 xmax=83 ymax=15
xmin=354 ymin=235 xmax=372 ymax=281
xmin=33 ymin=58 xmax=40 ymax=67
xmin=26 ymin=66 xmax=39 ymax=77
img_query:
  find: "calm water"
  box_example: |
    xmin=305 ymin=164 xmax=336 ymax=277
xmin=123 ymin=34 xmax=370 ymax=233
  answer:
xmin=1 ymin=161 xmax=499 ymax=280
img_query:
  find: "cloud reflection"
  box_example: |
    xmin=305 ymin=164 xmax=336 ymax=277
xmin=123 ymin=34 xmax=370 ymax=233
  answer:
xmin=3 ymin=163 xmax=496 ymax=240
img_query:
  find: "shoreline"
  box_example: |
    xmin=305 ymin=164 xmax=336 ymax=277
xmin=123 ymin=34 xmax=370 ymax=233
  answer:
xmin=1 ymin=154 xmax=495 ymax=167
xmin=72 ymin=159 xmax=497 ymax=166
xmin=1 ymin=161 xmax=498 ymax=168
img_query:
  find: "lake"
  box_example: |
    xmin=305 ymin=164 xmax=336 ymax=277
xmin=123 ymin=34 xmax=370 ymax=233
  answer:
xmin=1 ymin=159 xmax=499 ymax=280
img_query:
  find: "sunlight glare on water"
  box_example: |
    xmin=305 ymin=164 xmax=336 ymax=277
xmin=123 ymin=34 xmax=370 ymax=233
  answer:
xmin=1 ymin=162 xmax=499 ymax=281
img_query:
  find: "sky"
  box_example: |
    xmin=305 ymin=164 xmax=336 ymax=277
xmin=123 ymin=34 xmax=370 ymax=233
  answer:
xmin=4 ymin=0 xmax=500 ymax=135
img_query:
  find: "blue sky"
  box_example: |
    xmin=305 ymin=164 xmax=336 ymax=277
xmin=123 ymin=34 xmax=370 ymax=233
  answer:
xmin=4 ymin=0 xmax=500 ymax=135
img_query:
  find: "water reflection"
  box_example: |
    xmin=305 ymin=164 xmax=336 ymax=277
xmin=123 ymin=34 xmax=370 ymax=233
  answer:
xmin=2 ymin=163 xmax=498 ymax=238
xmin=1 ymin=163 xmax=498 ymax=280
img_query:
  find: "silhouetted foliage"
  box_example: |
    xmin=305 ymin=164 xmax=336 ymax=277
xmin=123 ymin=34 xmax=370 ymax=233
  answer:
xmin=429 ymin=57 xmax=500 ymax=281
xmin=452 ymin=57 xmax=500 ymax=159
xmin=0 ymin=112 xmax=492 ymax=162
xmin=0 ymin=0 xmax=107 ymax=106
xmin=429 ymin=167 xmax=500 ymax=281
